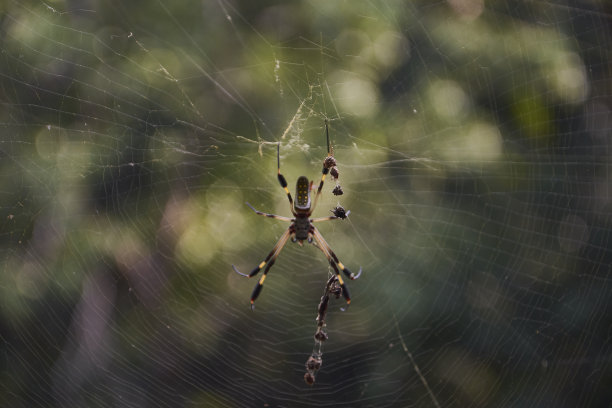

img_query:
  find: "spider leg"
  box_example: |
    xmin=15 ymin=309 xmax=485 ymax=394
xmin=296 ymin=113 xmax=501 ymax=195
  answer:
xmin=232 ymin=226 xmax=294 ymax=309
xmin=277 ymin=143 xmax=296 ymax=215
xmin=310 ymin=226 xmax=362 ymax=306
xmin=310 ymin=122 xmax=332 ymax=213
xmin=312 ymin=226 xmax=362 ymax=281
xmin=310 ymin=230 xmax=351 ymax=305
xmin=245 ymin=202 xmax=292 ymax=221
xmin=310 ymin=210 xmax=350 ymax=223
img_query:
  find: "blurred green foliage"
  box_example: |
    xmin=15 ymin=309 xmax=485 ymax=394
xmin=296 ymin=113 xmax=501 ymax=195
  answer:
xmin=1 ymin=0 xmax=612 ymax=406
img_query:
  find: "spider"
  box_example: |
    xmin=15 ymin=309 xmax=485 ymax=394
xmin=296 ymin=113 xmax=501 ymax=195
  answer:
xmin=232 ymin=122 xmax=362 ymax=310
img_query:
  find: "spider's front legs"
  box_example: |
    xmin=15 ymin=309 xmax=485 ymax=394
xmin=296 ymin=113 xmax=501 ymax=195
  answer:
xmin=310 ymin=226 xmax=362 ymax=306
xmin=232 ymin=226 xmax=294 ymax=309
xmin=312 ymin=227 xmax=362 ymax=280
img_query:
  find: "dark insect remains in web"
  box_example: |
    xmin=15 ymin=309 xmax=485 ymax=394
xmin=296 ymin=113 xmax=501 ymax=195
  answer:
xmin=330 ymin=205 xmax=349 ymax=220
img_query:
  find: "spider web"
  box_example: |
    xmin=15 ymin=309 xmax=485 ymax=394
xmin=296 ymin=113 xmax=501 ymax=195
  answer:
xmin=2 ymin=0 xmax=612 ymax=407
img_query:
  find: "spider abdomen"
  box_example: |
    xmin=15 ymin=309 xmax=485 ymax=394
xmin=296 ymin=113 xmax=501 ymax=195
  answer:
xmin=295 ymin=176 xmax=311 ymax=211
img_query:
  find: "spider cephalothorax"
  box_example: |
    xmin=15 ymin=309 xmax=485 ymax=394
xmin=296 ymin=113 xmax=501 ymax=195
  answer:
xmin=232 ymin=121 xmax=362 ymax=310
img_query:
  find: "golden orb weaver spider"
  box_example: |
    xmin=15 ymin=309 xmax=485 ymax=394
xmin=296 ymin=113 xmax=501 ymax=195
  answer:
xmin=232 ymin=121 xmax=362 ymax=310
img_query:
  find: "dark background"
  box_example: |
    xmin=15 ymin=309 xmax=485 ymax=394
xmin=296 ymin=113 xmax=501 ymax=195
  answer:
xmin=1 ymin=1 xmax=612 ymax=407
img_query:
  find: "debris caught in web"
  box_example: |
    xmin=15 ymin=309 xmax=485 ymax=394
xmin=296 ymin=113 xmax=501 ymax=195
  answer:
xmin=304 ymin=275 xmax=343 ymax=385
